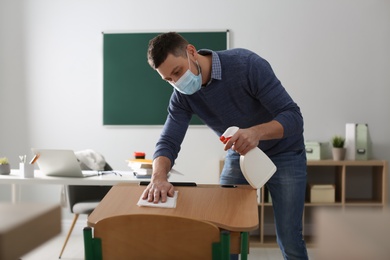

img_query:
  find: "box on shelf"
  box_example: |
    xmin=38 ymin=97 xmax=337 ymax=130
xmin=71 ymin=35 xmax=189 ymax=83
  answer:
xmin=305 ymin=142 xmax=330 ymax=160
xmin=309 ymin=184 xmax=335 ymax=203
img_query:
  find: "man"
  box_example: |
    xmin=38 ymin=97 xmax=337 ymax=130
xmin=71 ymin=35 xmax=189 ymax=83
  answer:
xmin=142 ymin=32 xmax=308 ymax=260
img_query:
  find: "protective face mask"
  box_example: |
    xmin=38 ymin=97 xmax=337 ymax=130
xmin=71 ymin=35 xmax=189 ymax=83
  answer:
xmin=169 ymin=53 xmax=202 ymax=95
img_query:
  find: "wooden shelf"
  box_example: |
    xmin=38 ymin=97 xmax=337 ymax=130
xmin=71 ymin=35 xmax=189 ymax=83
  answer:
xmin=304 ymin=202 xmax=343 ymax=207
xmin=306 ymin=160 xmax=386 ymax=166
xmin=251 ymin=160 xmax=388 ymax=247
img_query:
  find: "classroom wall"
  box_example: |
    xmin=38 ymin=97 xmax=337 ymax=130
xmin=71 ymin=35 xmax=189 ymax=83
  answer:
xmin=1 ymin=0 xmax=389 ymax=209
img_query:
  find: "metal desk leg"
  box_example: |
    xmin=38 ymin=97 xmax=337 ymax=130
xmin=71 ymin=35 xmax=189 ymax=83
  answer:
xmin=221 ymin=230 xmax=230 ymax=259
xmin=11 ymin=183 xmax=21 ymax=203
xmin=240 ymin=231 xmax=249 ymax=260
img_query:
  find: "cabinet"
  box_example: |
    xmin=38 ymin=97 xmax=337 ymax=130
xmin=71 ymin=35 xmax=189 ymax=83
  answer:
xmin=249 ymin=160 xmax=388 ymax=247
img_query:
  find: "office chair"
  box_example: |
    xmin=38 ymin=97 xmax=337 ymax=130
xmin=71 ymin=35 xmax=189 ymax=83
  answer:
xmin=58 ymin=163 xmax=113 ymax=259
xmin=83 ymin=214 xmax=231 ymax=260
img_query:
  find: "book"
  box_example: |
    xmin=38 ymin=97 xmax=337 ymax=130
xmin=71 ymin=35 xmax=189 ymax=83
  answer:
xmin=128 ymin=159 xmax=153 ymax=177
xmin=127 ymin=159 xmax=152 ymax=168
xmin=134 ymin=168 xmax=152 ymax=178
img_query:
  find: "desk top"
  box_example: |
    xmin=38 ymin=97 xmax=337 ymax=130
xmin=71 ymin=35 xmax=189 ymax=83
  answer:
xmin=0 ymin=170 xmax=197 ymax=186
xmin=88 ymin=183 xmax=259 ymax=232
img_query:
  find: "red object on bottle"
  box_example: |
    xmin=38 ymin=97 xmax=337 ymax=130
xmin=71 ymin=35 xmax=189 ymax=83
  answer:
xmin=219 ymin=136 xmax=231 ymax=144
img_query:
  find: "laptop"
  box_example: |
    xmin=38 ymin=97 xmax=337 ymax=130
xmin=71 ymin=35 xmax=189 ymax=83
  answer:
xmin=31 ymin=149 xmax=100 ymax=178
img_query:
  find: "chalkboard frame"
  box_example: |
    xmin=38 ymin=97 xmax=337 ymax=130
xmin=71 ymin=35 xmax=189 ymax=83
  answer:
xmin=103 ymin=31 xmax=229 ymax=125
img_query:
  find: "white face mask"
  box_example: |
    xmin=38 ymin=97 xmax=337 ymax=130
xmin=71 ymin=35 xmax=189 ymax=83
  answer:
xmin=169 ymin=52 xmax=202 ymax=95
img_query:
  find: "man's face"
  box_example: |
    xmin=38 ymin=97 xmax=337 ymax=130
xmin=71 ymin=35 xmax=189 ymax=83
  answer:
xmin=156 ymin=53 xmax=195 ymax=84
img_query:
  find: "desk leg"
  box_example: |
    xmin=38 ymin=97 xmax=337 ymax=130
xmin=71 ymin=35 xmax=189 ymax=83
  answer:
xmin=221 ymin=231 xmax=230 ymax=259
xmin=11 ymin=183 xmax=20 ymax=203
xmin=240 ymin=232 xmax=249 ymax=260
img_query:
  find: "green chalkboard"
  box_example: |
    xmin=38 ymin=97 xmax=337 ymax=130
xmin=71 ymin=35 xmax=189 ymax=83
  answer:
xmin=103 ymin=31 xmax=229 ymax=125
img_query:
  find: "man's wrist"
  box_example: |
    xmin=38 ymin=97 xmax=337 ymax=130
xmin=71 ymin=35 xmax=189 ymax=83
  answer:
xmin=152 ymin=156 xmax=172 ymax=182
xmin=151 ymin=171 xmax=168 ymax=182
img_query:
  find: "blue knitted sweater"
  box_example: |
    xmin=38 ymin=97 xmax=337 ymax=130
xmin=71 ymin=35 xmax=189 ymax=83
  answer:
xmin=153 ymin=48 xmax=304 ymax=166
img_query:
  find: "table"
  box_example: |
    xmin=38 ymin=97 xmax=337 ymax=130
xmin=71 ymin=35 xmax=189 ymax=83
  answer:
xmin=88 ymin=183 xmax=259 ymax=254
xmin=0 ymin=170 xmax=192 ymax=203
xmin=0 ymin=203 xmax=61 ymax=260
xmin=1 ymin=169 xmax=141 ymax=185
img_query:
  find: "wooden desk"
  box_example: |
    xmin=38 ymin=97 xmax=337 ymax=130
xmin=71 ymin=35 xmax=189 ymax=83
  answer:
xmin=0 ymin=203 xmax=61 ymax=260
xmin=1 ymin=170 xmax=140 ymax=186
xmin=88 ymin=183 xmax=259 ymax=253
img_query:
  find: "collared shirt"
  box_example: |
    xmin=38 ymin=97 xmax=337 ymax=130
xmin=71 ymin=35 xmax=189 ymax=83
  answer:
xmin=198 ymin=49 xmax=222 ymax=84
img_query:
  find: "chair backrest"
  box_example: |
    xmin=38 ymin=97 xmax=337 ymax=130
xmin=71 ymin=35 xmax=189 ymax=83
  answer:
xmin=67 ymin=185 xmax=112 ymax=213
xmin=84 ymin=214 xmax=229 ymax=260
xmin=67 ymin=163 xmax=113 ymax=213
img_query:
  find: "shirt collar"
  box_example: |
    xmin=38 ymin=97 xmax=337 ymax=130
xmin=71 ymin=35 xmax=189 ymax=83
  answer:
xmin=198 ymin=49 xmax=222 ymax=82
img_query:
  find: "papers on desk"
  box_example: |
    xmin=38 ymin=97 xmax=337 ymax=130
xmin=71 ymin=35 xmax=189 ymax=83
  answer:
xmin=127 ymin=159 xmax=185 ymax=179
xmin=137 ymin=191 xmax=178 ymax=208
xmin=128 ymin=159 xmax=153 ymax=178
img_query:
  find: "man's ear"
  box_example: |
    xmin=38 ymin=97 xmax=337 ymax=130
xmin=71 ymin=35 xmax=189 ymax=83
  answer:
xmin=186 ymin=44 xmax=197 ymax=58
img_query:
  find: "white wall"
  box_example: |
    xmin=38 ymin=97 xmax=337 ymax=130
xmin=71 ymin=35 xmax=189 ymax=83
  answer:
xmin=1 ymin=0 xmax=389 ymax=209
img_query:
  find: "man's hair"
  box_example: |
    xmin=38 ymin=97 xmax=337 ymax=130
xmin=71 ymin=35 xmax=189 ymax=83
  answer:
xmin=147 ymin=32 xmax=189 ymax=69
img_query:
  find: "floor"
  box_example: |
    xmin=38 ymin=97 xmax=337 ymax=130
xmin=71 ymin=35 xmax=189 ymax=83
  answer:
xmin=21 ymin=233 xmax=318 ymax=260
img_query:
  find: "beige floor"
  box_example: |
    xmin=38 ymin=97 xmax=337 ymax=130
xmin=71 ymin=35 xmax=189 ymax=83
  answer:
xmin=21 ymin=233 xmax=317 ymax=260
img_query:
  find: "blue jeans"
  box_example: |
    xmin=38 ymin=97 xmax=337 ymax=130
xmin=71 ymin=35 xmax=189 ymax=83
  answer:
xmin=221 ymin=149 xmax=308 ymax=260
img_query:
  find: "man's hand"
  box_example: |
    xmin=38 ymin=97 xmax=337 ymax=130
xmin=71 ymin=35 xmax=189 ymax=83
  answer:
xmin=141 ymin=178 xmax=174 ymax=203
xmin=224 ymin=128 xmax=260 ymax=155
xmin=141 ymin=156 xmax=174 ymax=203
xmin=223 ymin=121 xmax=284 ymax=155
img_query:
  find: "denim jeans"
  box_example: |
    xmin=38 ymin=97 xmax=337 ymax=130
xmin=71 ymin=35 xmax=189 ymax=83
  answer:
xmin=221 ymin=149 xmax=308 ymax=260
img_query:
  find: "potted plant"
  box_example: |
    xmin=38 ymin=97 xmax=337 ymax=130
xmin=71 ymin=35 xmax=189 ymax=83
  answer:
xmin=0 ymin=157 xmax=11 ymax=175
xmin=331 ymin=135 xmax=346 ymax=160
